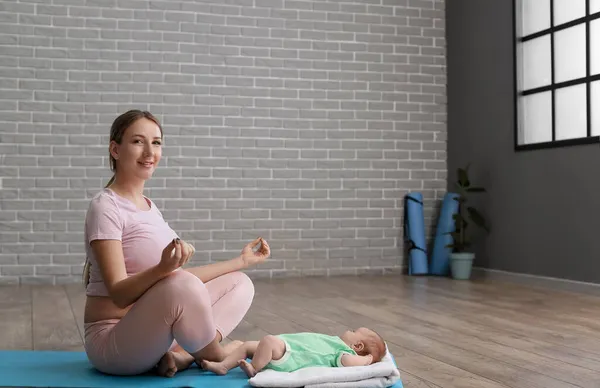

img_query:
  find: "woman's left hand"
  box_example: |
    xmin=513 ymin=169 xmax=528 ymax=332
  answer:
xmin=171 ymin=239 xmax=195 ymax=267
xmin=240 ymin=237 xmax=270 ymax=268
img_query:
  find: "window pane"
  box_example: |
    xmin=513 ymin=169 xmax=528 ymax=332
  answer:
xmin=519 ymin=36 xmax=551 ymax=90
xmin=592 ymin=81 xmax=600 ymax=136
xmin=555 ymin=84 xmax=587 ymax=140
xmin=518 ymin=0 xmax=550 ymax=37
xmin=592 ymin=19 xmax=600 ymax=75
xmin=554 ymin=25 xmax=586 ymax=83
xmin=592 ymin=0 xmax=600 ymax=14
xmin=518 ymin=92 xmax=552 ymax=144
xmin=554 ymin=0 xmax=586 ymax=25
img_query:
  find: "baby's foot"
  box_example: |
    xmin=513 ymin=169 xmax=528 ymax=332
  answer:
xmin=200 ymin=360 xmax=228 ymax=375
xmin=238 ymin=359 xmax=256 ymax=377
xmin=157 ymin=350 xmax=194 ymax=377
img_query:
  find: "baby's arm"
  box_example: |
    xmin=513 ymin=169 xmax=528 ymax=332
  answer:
xmin=340 ymin=353 xmax=373 ymax=367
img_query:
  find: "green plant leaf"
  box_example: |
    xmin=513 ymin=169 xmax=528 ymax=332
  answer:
xmin=449 ymin=231 xmax=461 ymax=239
xmin=467 ymin=207 xmax=489 ymax=232
xmin=449 ymin=164 xmax=488 ymax=252
xmin=457 ymin=168 xmax=470 ymax=188
xmin=466 ymin=187 xmax=486 ymax=193
xmin=452 ymin=213 xmax=464 ymax=221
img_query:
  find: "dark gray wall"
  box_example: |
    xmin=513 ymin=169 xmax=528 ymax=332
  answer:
xmin=446 ymin=0 xmax=600 ymax=284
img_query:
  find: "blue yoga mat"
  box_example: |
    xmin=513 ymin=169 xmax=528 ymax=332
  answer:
xmin=404 ymin=192 xmax=428 ymax=275
xmin=429 ymin=192 xmax=460 ymax=276
xmin=0 ymin=349 xmax=404 ymax=388
xmin=0 ymin=350 xmax=249 ymax=388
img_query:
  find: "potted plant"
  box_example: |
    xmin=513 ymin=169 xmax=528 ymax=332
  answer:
xmin=446 ymin=163 xmax=489 ymax=280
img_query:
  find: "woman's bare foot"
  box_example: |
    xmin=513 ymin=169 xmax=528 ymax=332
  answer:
xmin=156 ymin=349 xmax=195 ymax=377
xmin=200 ymin=360 xmax=229 ymax=375
xmin=239 ymin=359 xmax=256 ymax=377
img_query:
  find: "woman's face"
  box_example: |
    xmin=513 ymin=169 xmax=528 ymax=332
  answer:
xmin=110 ymin=118 xmax=163 ymax=182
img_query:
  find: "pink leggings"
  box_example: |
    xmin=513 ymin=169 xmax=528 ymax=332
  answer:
xmin=84 ymin=270 xmax=254 ymax=376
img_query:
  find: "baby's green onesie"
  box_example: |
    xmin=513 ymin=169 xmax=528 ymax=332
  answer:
xmin=266 ymin=332 xmax=356 ymax=372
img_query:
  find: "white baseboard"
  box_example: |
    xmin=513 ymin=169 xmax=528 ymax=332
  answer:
xmin=472 ymin=266 xmax=600 ymax=295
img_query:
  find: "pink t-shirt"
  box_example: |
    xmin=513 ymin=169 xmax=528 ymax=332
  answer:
xmin=83 ymin=188 xmax=179 ymax=297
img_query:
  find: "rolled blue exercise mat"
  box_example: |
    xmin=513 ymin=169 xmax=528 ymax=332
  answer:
xmin=429 ymin=192 xmax=460 ymax=276
xmin=404 ymin=192 xmax=428 ymax=275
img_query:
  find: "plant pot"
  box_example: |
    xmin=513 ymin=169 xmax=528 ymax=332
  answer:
xmin=450 ymin=252 xmax=475 ymax=280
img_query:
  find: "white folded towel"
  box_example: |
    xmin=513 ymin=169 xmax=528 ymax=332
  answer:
xmin=248 ymin=347 xmax=402 ymax=388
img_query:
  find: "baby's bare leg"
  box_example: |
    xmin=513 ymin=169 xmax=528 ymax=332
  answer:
xmin=201 ymin=341 xmax=259 ymax=375
xmin=223 ymin=340 xmax=244 ymax=356
xmin=239 ymin=335 xmax=286 ymax=378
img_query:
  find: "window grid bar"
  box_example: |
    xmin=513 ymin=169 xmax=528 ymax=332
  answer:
xmin=550 ymin=0 xmax=555 ymax=141
xmin=520 ymin=11 xmax=600 ymax=42
xmin=521 ymin=73 xmax=600 ymax=96
xmin=512 ymin=0 xmax=518 ymax=149
xmin=587 ymin=0 xmax=591 ymax=137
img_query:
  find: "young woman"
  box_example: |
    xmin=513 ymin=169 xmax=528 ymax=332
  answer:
xmin=82 ymin=110 xmax=271 ymax=378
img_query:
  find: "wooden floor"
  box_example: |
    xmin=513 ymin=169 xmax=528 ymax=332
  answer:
xmin=2 ymin=273 xmax=600 ymax=387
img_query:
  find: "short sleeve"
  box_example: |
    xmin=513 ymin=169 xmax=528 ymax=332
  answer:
xmin=334 ymin=351 xmax=353 ymax=367
xmin=85 ymin=194 xmax=123 ymax=244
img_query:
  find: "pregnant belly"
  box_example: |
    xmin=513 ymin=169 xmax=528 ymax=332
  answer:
xmin=84 ymin=296 xmax=132 ymax=323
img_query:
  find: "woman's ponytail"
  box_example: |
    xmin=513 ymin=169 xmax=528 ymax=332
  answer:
xmin=105 ymin=175 xmax=115 ymax=188
xmin=82 ymin=258 xmax=90 ymax=286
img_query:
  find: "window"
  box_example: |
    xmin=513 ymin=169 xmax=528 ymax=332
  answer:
xmin=514 ymin=0 xmax=600 ymax=150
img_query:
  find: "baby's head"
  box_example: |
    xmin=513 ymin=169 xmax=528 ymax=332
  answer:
xmin=341 ymin=327 xmax=386 ymax=363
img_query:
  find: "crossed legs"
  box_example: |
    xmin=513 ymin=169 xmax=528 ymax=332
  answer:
xmin=84 ymin=270 xmax=254 ymax=377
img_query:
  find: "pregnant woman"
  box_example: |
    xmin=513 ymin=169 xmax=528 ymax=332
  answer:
xmin=82 ymin=109 xmax=271 ymax=377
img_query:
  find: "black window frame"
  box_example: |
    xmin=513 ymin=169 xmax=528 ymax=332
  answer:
xmin=513 ymin=0 xmax=600 ymax=151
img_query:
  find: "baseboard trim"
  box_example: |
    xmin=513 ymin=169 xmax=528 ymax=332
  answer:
xmin=472 ymin=267 xmax=600 ymax=295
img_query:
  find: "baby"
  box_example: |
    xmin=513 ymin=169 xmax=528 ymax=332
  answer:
xmin=201 ymin=327 xmax=387 ymax=377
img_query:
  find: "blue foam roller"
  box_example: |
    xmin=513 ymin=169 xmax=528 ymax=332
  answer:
xmin=404 ymin=192 xmax=428 ymax=275
xmin=429 ymin=192 xmax=460 ymax=276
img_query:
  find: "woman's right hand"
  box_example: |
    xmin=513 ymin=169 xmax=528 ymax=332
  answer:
xmin=158 ymin=238 xmax=191 ymax=274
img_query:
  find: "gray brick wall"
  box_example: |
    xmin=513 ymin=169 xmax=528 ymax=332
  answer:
xmin=0 ymin=0 xmax=447 ymax=285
